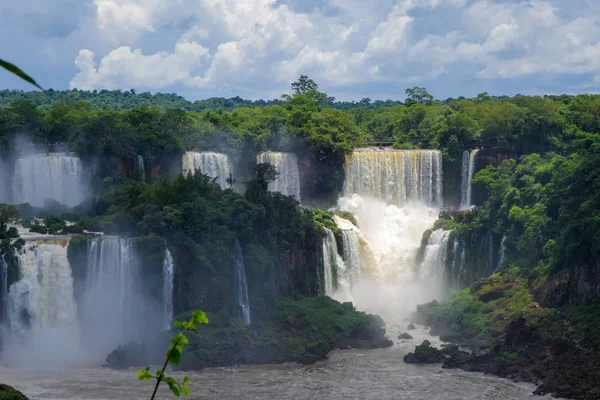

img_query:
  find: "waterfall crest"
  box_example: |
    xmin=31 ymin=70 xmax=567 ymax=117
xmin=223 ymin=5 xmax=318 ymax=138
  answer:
xmin=182 ymin=152 xmax=232 ymax=189
xmin=12 ymin=153 xmax=88 ymax=207
xmin=344 ymin=149 xmax=443 ymax=207
xmin=233 ymin=240 xmax=251 ymax=325
xmin=460 ymin=149 xmax=479 ymax=210
xmin=256 ymin=152 xmax=301 ymax=200
xmin=163 ymin=247 xmax=174 ymax=330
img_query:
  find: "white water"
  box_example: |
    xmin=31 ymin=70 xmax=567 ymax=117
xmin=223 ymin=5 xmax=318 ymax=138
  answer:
xmin=162 ymin=247 xmax=174 ymax=330
xmin=1 ymin=255 xmax=7 ymax=320
xmin=12 ymin=153 xmax=88 ymax=207
xmin=182 ymin=151 xmax=232 ymax=189
xmin=4 ymin=240 xmax=80 ymax=366
xmin=233 ymin=240 xmax=251 ymax=325
xmin=335 ymin=149 xmax=444 ymax=318
xmin=322 ymin=228 xmax=337 ymax=297
xmin=344 ymin=149 xmax=443 ymax=207
xmin=136 ymin=155 xmax=145 ymax=183
xmin=497 ymin=234 xmax=507 ymax=271
xmin=256 ymin=152 xmax=301 ymax=200
xmin=420 ymin=230 xmax=451 ymax=297
xmin=80 ymin=237 xmax=162 ymax=359
xmin=460 ymin=149 xmax=479 ymax=210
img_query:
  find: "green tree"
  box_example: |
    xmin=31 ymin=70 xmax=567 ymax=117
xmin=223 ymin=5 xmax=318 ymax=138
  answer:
xmin=291 ymin=75 xmax=319 ymax=95
xmin=405 ymin=87 xmax=434 ymax=105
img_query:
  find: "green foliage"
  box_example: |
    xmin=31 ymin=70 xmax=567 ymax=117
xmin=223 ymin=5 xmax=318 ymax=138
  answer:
xmin=137 ymin=310 xmax=208 ymax=399
xmin=0 ymin=383 xmax=30 ymax=400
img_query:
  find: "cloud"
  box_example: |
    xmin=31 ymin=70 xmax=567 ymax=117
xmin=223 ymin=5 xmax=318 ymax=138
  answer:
xmin=69 ymin=41 xmax=210 ymax=90
xmin=3 ymin=0 xmax=600 ymax=99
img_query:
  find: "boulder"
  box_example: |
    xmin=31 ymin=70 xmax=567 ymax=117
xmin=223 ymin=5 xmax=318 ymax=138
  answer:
xmin=398 ymin=332 xmax=413 ymax=340
xmin=403 ymin=341 xmax=446 ymax=364
xmin=407 ymin=323 xmax=416 ymax=330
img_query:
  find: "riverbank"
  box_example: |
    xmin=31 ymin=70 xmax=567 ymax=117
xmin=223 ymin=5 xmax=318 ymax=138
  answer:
xmin=407 ymin=275 xmax=600 ymax=400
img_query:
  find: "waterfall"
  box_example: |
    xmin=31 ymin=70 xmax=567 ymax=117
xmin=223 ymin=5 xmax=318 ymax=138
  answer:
xmin=8 ymin=241 xmax=77 ymax=337
xmin=80 ymin=237 xmax=160 ymax=356
xmin=344 ymin=149 xmax=443 ymax=207
xmin=0 ymin=255 xmax=7 ymax=320
xmin=322 ymin=228 xmax=337 ymax=297
xmin=497 ymin=234 xmax=507 ymax=271
xmin=337 ymin=149 xmax=444 ymax=318
xmin=162 ymin=247 xmax=174 ymax=330
xmin=233 ymin=240 xmax=251 ymax=325
xmin=460 ymin=149 xmax=479 ymax=210
xmin=136 ymin=155 xmax=145 ymax=183
xmin=256 ymin=152 xmax=301 ymax=201
xmin=419 ymin=230 xmax=451 ymax=298
xmin=12 ymin=153 xmax=88 ymax=207
xmin=182 ymin=151 xmax=232 ymax=189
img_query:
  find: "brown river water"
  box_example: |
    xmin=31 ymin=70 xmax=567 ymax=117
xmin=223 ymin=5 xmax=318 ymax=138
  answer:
xmin=0 ymin=325 xmax=555 ymax=400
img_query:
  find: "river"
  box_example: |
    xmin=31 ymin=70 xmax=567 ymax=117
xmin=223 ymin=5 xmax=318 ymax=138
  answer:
xmin=0 ymin=325 xmax=553 ymax=400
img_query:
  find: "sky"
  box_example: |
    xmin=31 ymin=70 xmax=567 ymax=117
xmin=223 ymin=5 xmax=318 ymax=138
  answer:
xmin=1 ymin=0 xmax=600 ymax=101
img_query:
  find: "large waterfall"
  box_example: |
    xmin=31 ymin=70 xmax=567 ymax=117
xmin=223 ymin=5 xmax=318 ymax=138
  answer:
xmin=256 ymin=152 xmax=301 ymax=200
xmin=322 ymin=228 xmax=338 ymax=297
xmin=460 ymin=149 xmax=479 ymax=210
xmin=81 ymin=237 xmax=155 ymax=353
xmin=182 ymin=151 xmax=232 ymax=189
xmin=12 ymin=153 xmax=88 ymax=207
xmin=162 ymin=247 xmax=174 ymax=330
xmin=233 ymin=240 xmax=251 ymax=325
xmin=4 ymin=240 xmax=80 ymax=366
xmin=335 ymin=149 xmax=445 ymax=317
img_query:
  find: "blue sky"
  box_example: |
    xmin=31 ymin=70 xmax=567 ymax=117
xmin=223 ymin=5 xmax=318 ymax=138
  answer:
xmin=2 ymin=0 xmax=600 ymax=101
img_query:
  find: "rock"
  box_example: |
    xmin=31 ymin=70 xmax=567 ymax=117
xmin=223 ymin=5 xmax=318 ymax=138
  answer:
xmin=0 ymin=384 xmax=29 ymax=400
xmin=407 ymin=323 xmax=416 ymax=330
xmin=403 ymin=342 xmax=447 ymax=364
xmin=398 ymin=332 xmax=413 ymax=340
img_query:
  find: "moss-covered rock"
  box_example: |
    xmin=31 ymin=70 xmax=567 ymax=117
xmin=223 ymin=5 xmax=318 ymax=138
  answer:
xmin=106 ymin=296 xmax=392 ymax=370
xmin=0 ymin=384 xmax=29 ymax=400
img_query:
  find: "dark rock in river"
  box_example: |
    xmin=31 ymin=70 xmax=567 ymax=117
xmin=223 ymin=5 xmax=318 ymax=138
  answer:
xmin=398 ymin=332 xmax=413 ymax=340
xmin=407 ymin=323 xmax=416 ymax=330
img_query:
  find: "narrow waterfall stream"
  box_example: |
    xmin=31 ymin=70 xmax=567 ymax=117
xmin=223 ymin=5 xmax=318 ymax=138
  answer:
xmin=162 ymin=247 xmax=174 ymax=330
xmin=233 ymin=239 xmax=251 ymax=325
xmin=460 ymin=149 xmax=479 ymax=210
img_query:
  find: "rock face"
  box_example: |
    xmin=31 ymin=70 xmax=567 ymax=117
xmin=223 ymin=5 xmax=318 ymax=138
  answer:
xmin=0 ymin=384 xmax=29 ymax=400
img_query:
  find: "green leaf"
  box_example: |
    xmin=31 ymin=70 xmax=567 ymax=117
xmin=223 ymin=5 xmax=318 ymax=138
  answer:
xmin=168 ymin=383 xmax=181 ymax=397
xmin=0 ymin=59 xmax=42 ymax=89
xmin=182 ymin=385 xmax=190 ymax=396
xmin=168 ymin=348 xmax=181 ymax=366
xmin=183 ymin=376 xmax=190 ymax=384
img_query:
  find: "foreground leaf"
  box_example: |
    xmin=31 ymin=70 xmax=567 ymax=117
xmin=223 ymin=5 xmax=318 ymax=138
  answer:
xmin=0 ymin=59 xmax=42 ymax=89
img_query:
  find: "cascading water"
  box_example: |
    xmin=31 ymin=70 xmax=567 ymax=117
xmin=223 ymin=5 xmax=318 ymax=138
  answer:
xmin=80 ymin=237 xmax=161 ymax=357
xmin=12 ymin=153 xmax=88 ymax=207
xmin=460 ymin=149 xmax=479 ymax=210
xmin=162 ymin=247 xmax=174 ymax=330
xmin=3 ymin=240 xmax=80 ymax=366
xmin=336 ymin=149 xmax=444 ymax=317
xmin=136 ymin=155 xmax=145 ymax=183
xmin=497 ymin=234 xmax=506 ymax=271
xmin=233 ymin=240 xmax=251 ymax=325
xmin=419 ymin=230 xmax=451 ymax=296
xmin=182 ymin=152 xmax=232 ymax=189
xmin=256 ymin=152 xmax=301 ymax=201
xmin=0 ymin=255 xmax=7 ymax=320
xmin=322 ymin=228 xmax=337 ymax=297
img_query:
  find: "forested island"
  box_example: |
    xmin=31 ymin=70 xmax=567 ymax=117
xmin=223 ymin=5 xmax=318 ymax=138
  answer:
xmin=0 ymin=78 xmax=599 ymax=399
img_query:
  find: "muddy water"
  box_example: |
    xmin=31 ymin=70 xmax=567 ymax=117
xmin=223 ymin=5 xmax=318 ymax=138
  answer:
xmin=0 ymin=326 xmax=553 ymax=400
